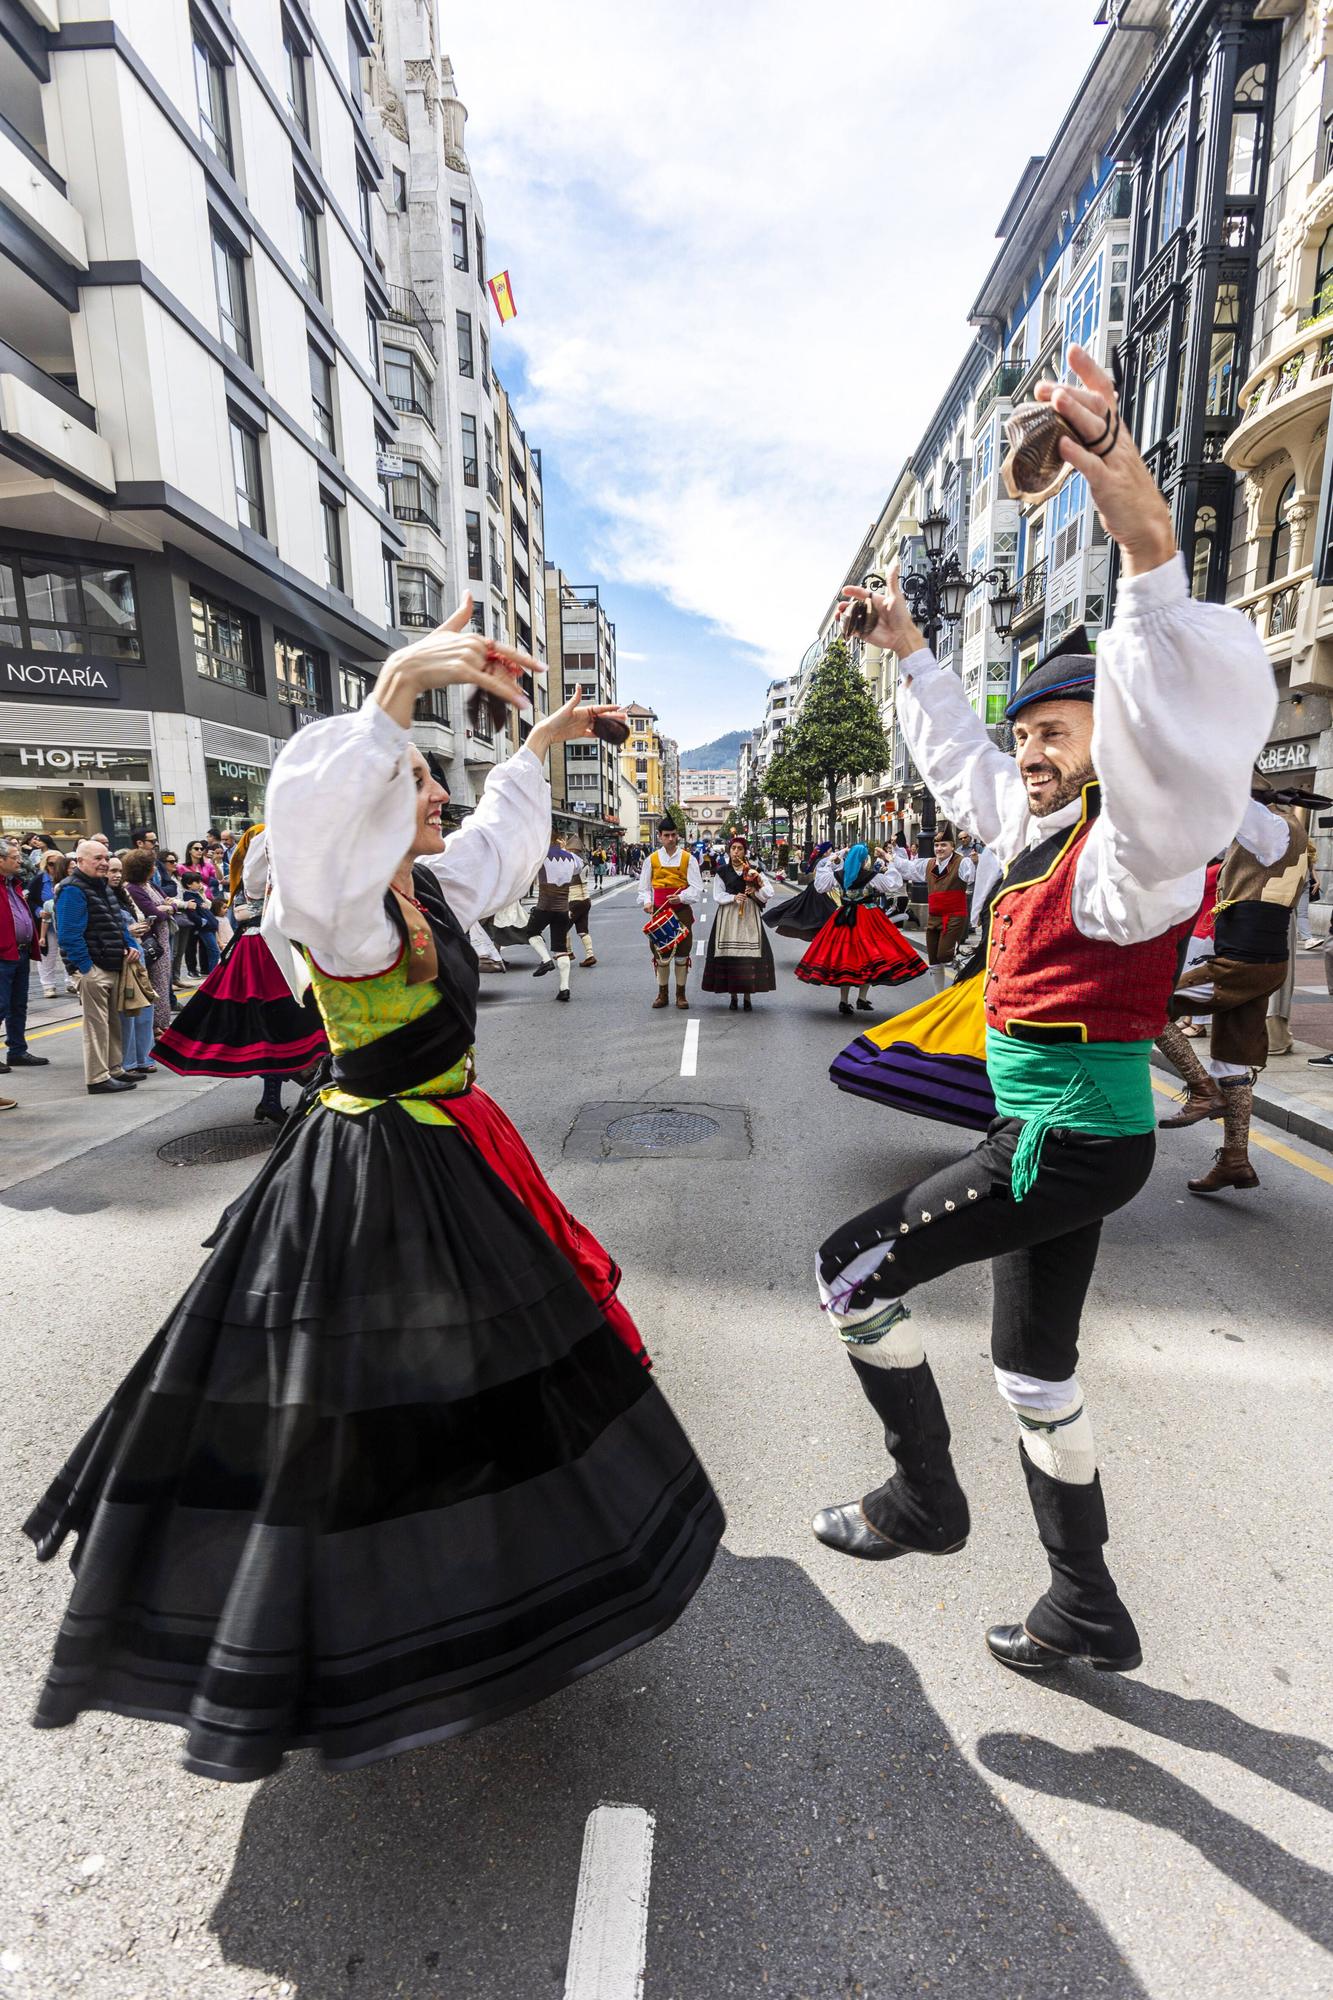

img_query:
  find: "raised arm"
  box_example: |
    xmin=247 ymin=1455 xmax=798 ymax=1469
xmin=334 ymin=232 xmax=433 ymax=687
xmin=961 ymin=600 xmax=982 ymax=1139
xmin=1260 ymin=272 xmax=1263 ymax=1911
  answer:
xmin=1080 ymin=557 xmax=1275 ymax=941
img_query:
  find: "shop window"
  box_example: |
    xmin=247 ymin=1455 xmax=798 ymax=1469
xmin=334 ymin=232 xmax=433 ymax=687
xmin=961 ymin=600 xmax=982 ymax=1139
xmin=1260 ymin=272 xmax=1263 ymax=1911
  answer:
xmin=275 ymin=631 xmax=328 ymax=711
xmin=192 ymin=588 xmax=260 ymax=692
xmin=1267 ymin=477 xmax=1294 ymax=583
xmin=1 ymin=550 xmax=142 ymax=659
xmin=339 ymin=664 xmax=371 ymax=710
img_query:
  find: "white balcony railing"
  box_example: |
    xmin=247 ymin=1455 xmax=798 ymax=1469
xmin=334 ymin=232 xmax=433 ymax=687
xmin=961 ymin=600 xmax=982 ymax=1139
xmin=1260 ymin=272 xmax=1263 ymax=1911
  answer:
xmin=1232 ymin=566 xmax=1311 ymax=645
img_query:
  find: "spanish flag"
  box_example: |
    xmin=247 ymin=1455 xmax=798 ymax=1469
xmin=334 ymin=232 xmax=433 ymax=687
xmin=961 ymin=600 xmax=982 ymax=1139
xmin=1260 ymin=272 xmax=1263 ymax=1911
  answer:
xmin=487 ymin=270 xmax=517 ymax=324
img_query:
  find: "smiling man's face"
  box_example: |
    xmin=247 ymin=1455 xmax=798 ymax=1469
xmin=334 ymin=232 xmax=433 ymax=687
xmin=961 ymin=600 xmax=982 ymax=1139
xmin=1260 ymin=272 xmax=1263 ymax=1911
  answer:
xmin=1011 ymin=700 xmax=1096 ymax=818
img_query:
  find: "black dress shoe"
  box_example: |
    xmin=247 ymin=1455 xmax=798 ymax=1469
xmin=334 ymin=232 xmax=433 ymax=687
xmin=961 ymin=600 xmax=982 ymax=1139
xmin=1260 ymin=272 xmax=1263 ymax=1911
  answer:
xmin=811 ymin=1502 xmax=965 ymax=1562
xmin=253 ymin=1104 xmax=286 ymax=1125
xmin=984 ymin=1623 xmax=1142 ymax=1675
xmin=88 ymin=1077 xmax=135 ymax=1095
xmin=7 ymin=1051 xmax=48 ymax=1066
xmin=532 ymin=960 xmax=554 ymax=976
xmin=838 ymin=1000 xmax=853 ymax=1016
xmin=856 ymin=998 xmax=875 ymax=1011
xmin=556 ymin=988 xmax=570 ymax=1001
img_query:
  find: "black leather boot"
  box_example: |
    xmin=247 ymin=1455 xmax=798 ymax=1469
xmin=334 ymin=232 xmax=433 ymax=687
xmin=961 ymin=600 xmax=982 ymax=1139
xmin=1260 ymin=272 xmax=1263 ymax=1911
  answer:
xmin=986 ymin=1448 xmax=1141 ymax=1673
xmin=813 ymin=1356 xmax=970 ymax=1561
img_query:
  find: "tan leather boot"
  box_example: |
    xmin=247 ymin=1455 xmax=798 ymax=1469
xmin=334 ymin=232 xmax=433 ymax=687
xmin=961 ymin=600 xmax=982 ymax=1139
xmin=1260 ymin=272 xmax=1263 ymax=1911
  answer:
xmin=1188 ymin=1148 xmax=1260 ymax=1195
xmin=1158 ymin=1079 xmax=1224 ymax=1128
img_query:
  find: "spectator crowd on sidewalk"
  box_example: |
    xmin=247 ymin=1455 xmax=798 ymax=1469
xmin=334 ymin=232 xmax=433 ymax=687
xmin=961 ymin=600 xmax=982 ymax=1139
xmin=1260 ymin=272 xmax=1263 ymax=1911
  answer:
xmin=0 ymin=825 xmax=250 ymax=1112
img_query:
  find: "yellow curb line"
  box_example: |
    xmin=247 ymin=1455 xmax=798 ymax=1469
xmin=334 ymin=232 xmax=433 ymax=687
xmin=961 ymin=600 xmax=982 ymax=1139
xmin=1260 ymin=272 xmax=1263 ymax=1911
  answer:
xmin=1150 ymin=1076 xmax=1333 ymax=1186
xmin=25 ymin=1020 xmax=82 ymax=1040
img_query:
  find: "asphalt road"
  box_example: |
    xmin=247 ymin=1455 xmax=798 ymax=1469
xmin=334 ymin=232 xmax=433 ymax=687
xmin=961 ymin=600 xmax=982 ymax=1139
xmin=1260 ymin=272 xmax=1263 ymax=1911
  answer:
xmin=1 ymin=879 xmax=1330 ymax=2000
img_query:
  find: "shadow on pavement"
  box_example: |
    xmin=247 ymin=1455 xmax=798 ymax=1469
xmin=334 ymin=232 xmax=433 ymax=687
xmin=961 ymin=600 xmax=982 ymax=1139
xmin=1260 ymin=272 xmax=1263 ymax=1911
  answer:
xmin=1014 ymin=1672 xmax=1333 ymax=1813
xmin=210 ymin=1549 xmax=1149 ymax=1999
xmin=976 ymin=1734 xmax=1332 ymax=1955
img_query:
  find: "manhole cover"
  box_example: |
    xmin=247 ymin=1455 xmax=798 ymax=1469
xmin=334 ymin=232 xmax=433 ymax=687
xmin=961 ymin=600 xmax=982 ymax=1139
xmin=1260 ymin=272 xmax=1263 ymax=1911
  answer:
xmin=604 ymin=1109 xmax=720 ymax=1152
xmin=157 ymin=1124 xmax=279 ymax=1166
xmin=564 ymin=1101 xmax=751 ymax=1162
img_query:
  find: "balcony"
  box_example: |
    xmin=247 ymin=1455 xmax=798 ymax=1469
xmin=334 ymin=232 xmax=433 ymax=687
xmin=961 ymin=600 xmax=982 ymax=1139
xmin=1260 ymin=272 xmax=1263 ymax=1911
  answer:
xmin=1224 ymin=316 xmax=1333 ymax=474
xmin=975 ymin=360 xmax=1025 ymax=425
xmin=1068 ymin=172 xmax=1132 ymax=271
xmin=0 ymin=117 xmax=86 ymax=269
xmin=380 ymin=285 xmax=435 ymax=356
xmin=485 ymin=463 xmax=502 ymax=508
xmin=1234 ymin=568 xmax=1311 ymax=654
xmin=1011 ymin=558 xmax=1048 ymax=633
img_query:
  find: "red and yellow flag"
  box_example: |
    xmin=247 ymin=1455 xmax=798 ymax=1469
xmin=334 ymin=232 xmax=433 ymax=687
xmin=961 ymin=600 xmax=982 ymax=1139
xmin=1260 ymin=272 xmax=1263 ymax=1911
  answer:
xmin=487 ymin=271 xmax=517 ymax=324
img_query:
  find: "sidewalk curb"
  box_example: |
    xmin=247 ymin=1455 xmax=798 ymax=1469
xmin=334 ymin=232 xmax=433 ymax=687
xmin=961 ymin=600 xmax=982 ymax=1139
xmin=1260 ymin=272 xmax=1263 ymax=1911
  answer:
xmin=1150 ymin=1048 xmax=1333 ymax=1158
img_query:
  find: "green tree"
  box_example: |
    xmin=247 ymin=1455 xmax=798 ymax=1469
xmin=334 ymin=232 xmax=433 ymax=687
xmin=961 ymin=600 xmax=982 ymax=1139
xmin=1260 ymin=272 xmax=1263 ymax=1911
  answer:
xmin=761 ymin=746 xmax=804 ymax=852
xmin=738 ymin=781 xmax=765 ymax=839
xmin=796 ymin=638 xmax=890 ymax=835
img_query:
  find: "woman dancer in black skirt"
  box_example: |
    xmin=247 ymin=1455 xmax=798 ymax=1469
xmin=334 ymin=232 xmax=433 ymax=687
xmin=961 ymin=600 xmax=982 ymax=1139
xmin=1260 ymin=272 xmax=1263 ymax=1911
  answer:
xmin=25 ymin=602 xmax=723 ymax=1783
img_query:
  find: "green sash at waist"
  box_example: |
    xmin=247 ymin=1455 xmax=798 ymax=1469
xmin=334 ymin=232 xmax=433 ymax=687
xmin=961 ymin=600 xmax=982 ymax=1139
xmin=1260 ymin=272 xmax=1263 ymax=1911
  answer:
xmin=984 ymin=1030 xmax=1155 ymax=1202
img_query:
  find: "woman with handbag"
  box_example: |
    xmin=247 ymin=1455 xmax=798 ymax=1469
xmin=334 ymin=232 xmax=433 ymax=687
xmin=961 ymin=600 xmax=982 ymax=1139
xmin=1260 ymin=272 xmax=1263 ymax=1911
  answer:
xmin=154 ymin=823 xmax=327 ymax=1121
xmin=107 ymin=856 xmax=157 ymax=1076
xmin=121 ymin=849 xmax=174 ymax=1036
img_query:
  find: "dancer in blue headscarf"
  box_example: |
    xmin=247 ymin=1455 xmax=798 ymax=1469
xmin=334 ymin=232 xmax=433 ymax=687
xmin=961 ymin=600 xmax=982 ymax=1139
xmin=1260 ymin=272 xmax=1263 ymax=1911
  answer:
xmin=795 ymin=842 xmax=925 ymax=1014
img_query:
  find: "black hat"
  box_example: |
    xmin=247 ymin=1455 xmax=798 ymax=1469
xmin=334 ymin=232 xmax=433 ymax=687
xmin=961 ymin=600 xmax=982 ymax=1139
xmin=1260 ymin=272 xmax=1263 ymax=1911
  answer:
xmin=658 ymin=816 xmax=678 ymax=835
xmin=1005 ymin=624 xmax=1097 ymax=722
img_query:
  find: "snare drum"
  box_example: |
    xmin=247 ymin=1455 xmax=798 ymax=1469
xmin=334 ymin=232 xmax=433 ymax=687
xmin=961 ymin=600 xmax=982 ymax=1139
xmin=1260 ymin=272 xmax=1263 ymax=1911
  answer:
xmin=644 ymin=907 xmax=685 ymax=957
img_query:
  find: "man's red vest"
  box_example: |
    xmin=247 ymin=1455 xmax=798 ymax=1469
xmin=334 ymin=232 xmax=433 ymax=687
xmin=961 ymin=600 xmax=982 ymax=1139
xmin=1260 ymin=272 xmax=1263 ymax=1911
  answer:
xmin=984 ymin=782 xmax=1192 ymax=1044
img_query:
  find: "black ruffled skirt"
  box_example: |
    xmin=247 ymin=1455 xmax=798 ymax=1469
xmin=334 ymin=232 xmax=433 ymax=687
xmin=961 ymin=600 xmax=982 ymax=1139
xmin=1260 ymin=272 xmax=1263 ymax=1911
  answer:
xmin=762 ymin=881 xmax=836 ymax=939
xmin=25 ymin=1101 xmax=723 ymax=1782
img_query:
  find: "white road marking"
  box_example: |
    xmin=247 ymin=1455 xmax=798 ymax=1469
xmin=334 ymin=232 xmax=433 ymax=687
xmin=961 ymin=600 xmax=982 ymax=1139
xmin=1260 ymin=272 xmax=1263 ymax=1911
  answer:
xmin=680 ymin=1017 xmax=699 ymax=1077
xmin=563 ymin=1803 xmax=656 ymax=2000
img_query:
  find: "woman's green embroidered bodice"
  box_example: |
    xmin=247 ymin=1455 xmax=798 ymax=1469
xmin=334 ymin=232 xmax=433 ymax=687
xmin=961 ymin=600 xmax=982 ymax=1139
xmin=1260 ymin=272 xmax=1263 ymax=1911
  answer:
xmin=303 ymin=946 xmax=472 ymax=1120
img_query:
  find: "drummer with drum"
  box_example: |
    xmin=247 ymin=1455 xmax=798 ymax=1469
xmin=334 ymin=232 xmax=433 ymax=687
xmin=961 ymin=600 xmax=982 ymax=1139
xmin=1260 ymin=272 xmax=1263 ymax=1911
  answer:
xmin=637 ymin=818 xmax=704 ymax=1010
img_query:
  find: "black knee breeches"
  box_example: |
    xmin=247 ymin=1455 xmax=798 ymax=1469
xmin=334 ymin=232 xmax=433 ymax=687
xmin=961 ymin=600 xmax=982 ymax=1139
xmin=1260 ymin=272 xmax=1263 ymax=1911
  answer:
xmin=818 ymin=1118 xmax=1155 ymax=1382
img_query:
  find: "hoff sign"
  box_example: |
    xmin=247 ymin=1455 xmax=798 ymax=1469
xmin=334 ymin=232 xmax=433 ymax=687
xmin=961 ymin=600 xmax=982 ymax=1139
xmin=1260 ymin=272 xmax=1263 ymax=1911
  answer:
xmin=0 ymin=745 xmax=151 ymax=783
xmin=1 ymin=657 xmax=122 ymax=700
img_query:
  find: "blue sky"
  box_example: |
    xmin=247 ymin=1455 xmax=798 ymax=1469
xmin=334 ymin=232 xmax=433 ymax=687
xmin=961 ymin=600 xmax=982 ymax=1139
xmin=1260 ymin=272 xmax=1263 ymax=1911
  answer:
xmin=447 ymin=2 xmax=1106 ymax=751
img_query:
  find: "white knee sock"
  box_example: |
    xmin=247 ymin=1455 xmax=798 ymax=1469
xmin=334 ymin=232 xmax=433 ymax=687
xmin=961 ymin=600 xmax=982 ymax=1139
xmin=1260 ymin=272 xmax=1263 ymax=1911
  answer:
xmin=579 ymin=932 xmax=593 ymax=957
xmin=556 ymin=954 xmax=572 ymax=993
xmin=532 ymin=937 xmax=553 ymax=964
xmin=995 ymin=1368 xmax=1096 ymax=1484
xmin=830 ymin=1295 xmax=923 ymax=1369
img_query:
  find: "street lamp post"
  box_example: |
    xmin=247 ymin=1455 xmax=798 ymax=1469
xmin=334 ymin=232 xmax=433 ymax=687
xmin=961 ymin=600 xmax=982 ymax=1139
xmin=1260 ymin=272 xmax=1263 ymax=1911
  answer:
xmin=891 ymin=506 xmax=1020 ymax=842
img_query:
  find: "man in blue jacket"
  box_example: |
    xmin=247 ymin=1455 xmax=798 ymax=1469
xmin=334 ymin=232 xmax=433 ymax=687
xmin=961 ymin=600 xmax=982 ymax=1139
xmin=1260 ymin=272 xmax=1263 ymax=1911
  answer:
xmin=55 ymin=840 xmax=140 ymax=1095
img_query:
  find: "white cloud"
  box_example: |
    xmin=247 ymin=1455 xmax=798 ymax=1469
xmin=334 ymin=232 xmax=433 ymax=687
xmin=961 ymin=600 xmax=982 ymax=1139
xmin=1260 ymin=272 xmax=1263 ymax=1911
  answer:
xmin=446 ymin=0 xmax=1104 ymax=685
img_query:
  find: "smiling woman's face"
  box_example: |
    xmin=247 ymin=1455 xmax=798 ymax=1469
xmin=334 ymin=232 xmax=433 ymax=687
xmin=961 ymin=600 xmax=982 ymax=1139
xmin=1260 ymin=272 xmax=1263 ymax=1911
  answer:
xmin=409 ymin=748 xmax=449 ymax=856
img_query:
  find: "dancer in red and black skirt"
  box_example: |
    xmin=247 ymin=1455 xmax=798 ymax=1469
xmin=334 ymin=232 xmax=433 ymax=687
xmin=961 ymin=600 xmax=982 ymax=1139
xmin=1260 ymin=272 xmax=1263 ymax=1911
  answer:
xmin=25 ymin=602 xmax=722 ymax=1783
xmin=795 ymin=843 xmax=926 ymax=1015
xmin=153 ymin=825 xmax=327 ymax=1122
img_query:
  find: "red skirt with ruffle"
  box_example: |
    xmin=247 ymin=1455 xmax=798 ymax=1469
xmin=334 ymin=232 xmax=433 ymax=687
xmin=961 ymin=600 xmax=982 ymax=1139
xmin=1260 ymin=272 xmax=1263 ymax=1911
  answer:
xmin=794 ymin=903 xmax=926 ymax=989
xmin=155 ymin=932 xmax=328 ymax=1078
xmin=446 ymin=1086 xmax=651 ymax=1369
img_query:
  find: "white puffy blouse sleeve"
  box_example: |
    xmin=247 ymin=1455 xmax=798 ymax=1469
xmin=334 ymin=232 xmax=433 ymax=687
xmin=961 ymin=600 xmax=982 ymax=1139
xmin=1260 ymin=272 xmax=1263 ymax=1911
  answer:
xmin=871 ymin=860 xmax=905 ymax=895
xmin=1075 ymin=556 xmax=1277 ymax=943
xmin=266 ymin=704 xmax=550 ymax=977
xmin=896 ymin=653 xmax=1030 ymax=866
xmin=813 ymin=856 xmax=838 ymax=893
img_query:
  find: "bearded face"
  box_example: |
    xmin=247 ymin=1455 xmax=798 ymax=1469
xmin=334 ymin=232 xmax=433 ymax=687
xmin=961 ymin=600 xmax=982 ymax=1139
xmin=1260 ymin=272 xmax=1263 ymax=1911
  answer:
xmin=1011 ymin=699 xmax=1096 ymax=819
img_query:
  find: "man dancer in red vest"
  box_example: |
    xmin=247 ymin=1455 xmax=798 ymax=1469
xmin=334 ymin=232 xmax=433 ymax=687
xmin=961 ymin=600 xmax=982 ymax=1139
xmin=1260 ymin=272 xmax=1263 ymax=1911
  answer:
xmin=812 ymin=347 xmax=1275 ymax=1678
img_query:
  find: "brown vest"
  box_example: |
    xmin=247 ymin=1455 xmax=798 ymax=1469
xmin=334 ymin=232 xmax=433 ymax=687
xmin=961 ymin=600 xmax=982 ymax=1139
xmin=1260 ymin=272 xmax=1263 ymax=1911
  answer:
xmin=1213 ymin=804 xmax=1305 ymax=965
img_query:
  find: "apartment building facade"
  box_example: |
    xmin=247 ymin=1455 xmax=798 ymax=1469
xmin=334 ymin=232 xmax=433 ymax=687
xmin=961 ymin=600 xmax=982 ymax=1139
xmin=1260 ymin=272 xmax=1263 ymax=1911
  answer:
xmin=543 ymin=566 xmax=620 ymax=840
xmin=0 ymin=0 xmax=400 ymax=851
xmin=621 ymin=699 xmax=662 ymax=841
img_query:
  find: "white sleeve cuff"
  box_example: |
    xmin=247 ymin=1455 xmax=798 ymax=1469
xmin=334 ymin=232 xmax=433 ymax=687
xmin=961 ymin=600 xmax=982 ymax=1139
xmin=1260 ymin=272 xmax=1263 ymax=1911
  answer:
xmin=363 ymin=699 xmax=412 ymax=750
xmin=899 ymin=646 xmax=941 ymax=681
xmin=1113 ymin=552 xmax=1189 ymax=618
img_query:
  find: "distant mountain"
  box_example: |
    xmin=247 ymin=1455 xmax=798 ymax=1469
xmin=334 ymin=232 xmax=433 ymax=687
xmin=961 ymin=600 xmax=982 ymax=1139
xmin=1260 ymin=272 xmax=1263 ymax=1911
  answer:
xmin=679 ymin=730 xmax=751 ymax=771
